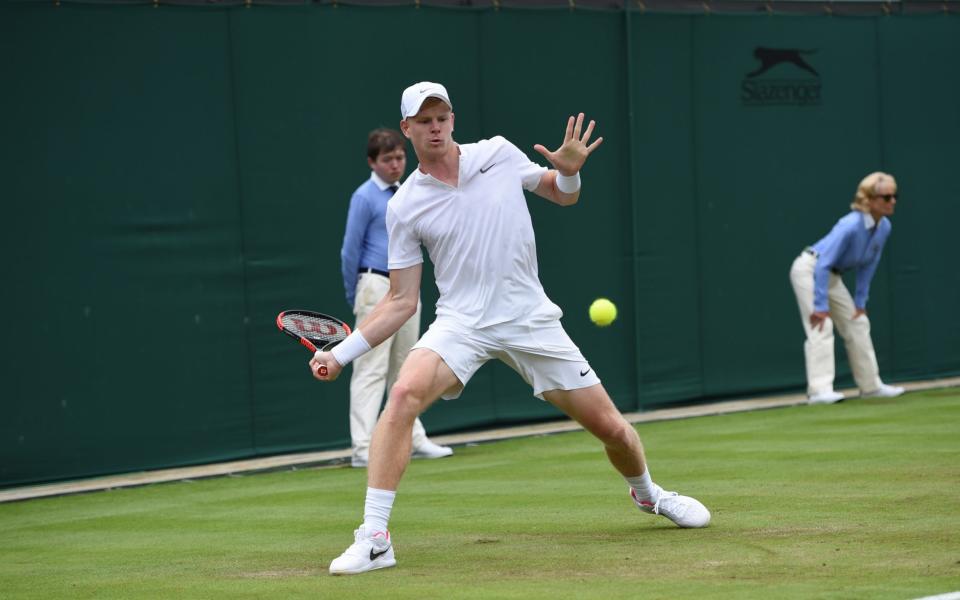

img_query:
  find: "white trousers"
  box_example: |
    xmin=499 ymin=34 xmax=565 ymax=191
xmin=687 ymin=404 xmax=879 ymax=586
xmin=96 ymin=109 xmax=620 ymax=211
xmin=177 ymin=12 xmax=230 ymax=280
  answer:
xmin=349 ymin=273 xmax=428 ymax=457
xmin=789 ymin=252 xmax=883 ymax=396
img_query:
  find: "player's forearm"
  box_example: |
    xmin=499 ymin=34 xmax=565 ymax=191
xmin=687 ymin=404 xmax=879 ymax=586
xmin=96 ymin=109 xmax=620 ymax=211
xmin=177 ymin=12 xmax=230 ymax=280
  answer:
xmin=331 ymin=264 xmax=421 ymax=367
xmin=328 ymin=294 xmax=414 ymax=369
xmin=554 ymin=187 xmax=581 ymax=206
xmin=356 ymin=293 xmax=417 ymax=348
xmin=537 ymin=171 xmax=581 ymax=206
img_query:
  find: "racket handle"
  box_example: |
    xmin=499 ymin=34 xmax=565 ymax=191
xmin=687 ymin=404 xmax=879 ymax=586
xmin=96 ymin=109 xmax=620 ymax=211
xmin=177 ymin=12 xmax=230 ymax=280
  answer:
xmin=317 ymin=365 xmax=328 ymax=377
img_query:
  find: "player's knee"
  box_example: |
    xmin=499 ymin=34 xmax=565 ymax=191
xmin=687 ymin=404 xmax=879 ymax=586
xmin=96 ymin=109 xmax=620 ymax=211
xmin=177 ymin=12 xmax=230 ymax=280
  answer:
xmin=384 ymin=381 xmax=426 ymax=421
xmin=595 ymin=417 xmax=638 ymax=450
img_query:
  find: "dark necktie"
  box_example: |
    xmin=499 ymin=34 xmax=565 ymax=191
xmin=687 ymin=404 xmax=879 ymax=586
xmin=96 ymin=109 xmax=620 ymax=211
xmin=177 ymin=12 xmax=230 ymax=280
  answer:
xmin=388 ymin=184 xmax=398 ymax=196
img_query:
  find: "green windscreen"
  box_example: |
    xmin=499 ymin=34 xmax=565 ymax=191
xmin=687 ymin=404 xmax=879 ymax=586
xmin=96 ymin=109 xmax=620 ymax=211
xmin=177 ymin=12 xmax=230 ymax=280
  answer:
xmin=2 ymin=5 xmax=957 ymax=487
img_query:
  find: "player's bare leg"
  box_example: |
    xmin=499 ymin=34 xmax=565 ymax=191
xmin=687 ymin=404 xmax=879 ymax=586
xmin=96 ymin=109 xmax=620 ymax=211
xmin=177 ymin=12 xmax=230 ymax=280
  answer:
xmin=543 ymin=384 xmax=646 ymax=476
xmin=330 ymin=348 xmax=460 ymax=575
xmin=544 ymin=384 xmax=710 ymax=528
xmin=367 ymin=348 xmax=460 ymax=490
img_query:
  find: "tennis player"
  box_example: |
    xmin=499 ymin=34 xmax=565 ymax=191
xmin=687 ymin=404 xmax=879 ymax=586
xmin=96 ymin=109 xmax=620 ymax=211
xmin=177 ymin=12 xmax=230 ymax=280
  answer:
xmin=311 ymin=82 xmax=711 ymax=575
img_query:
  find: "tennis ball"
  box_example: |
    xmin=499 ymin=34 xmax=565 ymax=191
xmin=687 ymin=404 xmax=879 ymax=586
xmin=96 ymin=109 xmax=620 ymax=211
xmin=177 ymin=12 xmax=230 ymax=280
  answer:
xmin=589 ymin=298 xmax=617 ymax=327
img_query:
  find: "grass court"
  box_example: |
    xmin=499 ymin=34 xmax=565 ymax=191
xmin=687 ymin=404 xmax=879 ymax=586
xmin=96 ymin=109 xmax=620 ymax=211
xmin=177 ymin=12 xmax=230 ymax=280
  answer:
xmin=2 ymin=388 xmax=958 ymax=599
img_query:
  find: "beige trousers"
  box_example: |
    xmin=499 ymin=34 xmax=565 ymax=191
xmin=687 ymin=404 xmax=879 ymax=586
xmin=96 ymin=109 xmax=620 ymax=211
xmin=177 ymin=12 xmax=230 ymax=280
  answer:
xmin=350 ymin=273 xmax=427 ymax=458
xmin=789 ymin=252 xmax=883 ymax=396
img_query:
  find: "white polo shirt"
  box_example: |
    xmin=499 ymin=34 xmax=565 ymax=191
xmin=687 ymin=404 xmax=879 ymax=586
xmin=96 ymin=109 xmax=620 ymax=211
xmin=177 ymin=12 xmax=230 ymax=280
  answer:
xmin=387 ymin=136 xmax=560 ymax=328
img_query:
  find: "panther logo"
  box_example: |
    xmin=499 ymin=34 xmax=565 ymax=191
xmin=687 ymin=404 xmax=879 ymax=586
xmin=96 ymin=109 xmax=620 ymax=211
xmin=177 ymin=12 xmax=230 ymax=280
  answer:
xmin=746 ymin=47 xmax=819 ymax=78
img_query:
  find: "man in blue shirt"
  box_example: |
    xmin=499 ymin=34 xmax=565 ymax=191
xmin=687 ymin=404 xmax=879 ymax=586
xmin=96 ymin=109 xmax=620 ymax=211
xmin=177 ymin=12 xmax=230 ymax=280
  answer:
xmin=789 ymin=171 xmax=906 ymax=404
xmin=340 ymin=128 xmax=452 ymax=467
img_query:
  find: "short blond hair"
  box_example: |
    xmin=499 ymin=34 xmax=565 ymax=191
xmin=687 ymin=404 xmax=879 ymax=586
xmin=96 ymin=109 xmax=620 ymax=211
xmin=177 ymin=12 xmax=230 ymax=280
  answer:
xmin=851 ymin=171 xmax=897 ymax=212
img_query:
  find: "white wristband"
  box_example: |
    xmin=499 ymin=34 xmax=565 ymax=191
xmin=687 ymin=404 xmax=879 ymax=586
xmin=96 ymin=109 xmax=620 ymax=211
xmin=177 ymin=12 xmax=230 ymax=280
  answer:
xmin=327 ymin=330 xmax=372 ymax=367
xmin=555 ymin=171 xmax=581 ymax=194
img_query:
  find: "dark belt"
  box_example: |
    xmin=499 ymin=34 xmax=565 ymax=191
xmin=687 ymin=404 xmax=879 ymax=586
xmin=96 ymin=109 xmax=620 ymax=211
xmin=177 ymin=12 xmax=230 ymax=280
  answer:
xmin=804 ymin=248 xmax=843 ymax=275
xmin=358 ymin=267 xmax=389 ymax=278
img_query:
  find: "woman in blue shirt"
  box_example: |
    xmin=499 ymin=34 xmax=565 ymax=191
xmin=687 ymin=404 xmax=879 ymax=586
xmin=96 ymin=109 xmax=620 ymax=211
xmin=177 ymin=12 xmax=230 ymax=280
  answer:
xmin=789 ymin=171 xmax=905 ymax=404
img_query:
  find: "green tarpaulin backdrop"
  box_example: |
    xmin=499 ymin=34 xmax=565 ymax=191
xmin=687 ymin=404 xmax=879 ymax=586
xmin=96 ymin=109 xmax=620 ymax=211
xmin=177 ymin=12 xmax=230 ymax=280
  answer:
xmin=2 ymin=4 xmax=958 ymax=487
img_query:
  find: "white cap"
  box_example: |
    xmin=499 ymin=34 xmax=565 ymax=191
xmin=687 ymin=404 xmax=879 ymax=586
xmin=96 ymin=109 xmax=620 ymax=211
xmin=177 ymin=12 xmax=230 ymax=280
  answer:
xmin=400 ymin=82 xmax=453 ymax=118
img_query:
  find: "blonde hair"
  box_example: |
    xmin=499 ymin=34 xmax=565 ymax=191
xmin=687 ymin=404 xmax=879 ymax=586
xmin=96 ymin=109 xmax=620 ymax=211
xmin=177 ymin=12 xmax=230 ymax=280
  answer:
xmin=851 ymin=171 xmax=897 ymax=212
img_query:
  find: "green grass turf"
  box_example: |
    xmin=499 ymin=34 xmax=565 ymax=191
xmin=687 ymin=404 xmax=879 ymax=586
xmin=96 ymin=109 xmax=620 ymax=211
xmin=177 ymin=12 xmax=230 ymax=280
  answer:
xmin=1 ymin=389 xmax=958 ymax=599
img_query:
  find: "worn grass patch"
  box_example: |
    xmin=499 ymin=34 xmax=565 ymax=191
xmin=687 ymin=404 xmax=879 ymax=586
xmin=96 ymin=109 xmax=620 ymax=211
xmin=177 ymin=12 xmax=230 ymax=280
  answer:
xmin=1 ymin=390 xmax=958 ymax=599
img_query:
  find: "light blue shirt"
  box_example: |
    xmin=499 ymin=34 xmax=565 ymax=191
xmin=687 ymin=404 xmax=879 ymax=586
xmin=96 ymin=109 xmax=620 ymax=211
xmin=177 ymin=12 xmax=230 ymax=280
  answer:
xmin=810 ymin=210 xmax=892 ymax=312
xmin=340 ymin=172 xmax=397 ymax=307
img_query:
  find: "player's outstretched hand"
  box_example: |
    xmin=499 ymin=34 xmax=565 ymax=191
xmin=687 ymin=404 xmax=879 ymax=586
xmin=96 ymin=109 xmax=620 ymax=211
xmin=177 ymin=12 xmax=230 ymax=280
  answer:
xmin=310 ymin=351 xmax=342 ymax=381
xmin=533 ymin=113 xmax=603 ymax=176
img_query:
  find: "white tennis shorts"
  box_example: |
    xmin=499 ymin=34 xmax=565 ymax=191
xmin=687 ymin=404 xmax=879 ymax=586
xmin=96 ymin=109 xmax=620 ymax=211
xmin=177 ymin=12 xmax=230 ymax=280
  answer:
xmin=412 ymin=315 xmax=601 ymax=400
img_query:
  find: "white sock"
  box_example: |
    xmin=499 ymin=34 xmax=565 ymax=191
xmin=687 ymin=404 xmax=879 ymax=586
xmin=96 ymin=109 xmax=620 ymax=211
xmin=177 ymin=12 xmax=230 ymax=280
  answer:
xmin=363 ymin=487 xmax=396 ymax=533
xmin=625 ymin=470 xmax=661 ymax=504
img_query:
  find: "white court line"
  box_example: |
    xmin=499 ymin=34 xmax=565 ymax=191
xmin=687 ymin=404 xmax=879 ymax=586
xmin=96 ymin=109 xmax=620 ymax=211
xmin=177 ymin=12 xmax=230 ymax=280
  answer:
xmin=912 ymin=593 xmax=960 ymax=600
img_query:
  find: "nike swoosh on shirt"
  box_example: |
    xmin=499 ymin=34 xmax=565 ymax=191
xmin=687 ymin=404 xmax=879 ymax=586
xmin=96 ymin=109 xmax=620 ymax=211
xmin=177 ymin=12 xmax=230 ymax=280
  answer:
xmin=479 ymin=162 xmax=497 ymax=174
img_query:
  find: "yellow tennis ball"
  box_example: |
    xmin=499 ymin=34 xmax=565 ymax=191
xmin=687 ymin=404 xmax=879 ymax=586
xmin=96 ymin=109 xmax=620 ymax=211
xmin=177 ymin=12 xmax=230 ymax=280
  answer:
xmin=589 ymin=298 xmax=617 ymax=327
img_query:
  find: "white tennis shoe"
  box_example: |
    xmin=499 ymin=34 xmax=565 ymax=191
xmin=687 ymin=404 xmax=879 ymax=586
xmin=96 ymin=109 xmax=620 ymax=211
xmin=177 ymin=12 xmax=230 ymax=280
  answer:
xmin=630 ymin=487 xmax=711 ymax=528
xmin=860 ymin=384 xmax=905 ymax=399
xmin=411 ymin=439 xmax=454 ymax=460
xmin=328 ymin=526 xmax=396 ymax=575
xmin=808 ymin=390 xmax=845 ymax=405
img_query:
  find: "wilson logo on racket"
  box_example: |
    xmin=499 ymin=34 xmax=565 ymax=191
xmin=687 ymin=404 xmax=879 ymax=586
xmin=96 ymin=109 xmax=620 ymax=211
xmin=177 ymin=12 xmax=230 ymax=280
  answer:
xmin=277 ymin=310 xmax=352 ymax=376
xmin=288 ymin=317 xmax=342 ymax=337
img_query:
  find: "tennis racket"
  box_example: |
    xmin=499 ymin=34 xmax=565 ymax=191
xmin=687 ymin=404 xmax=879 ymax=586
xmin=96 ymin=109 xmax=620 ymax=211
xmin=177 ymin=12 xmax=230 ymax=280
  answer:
xmin=276 ymin=310 xmax=351 ymax=377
